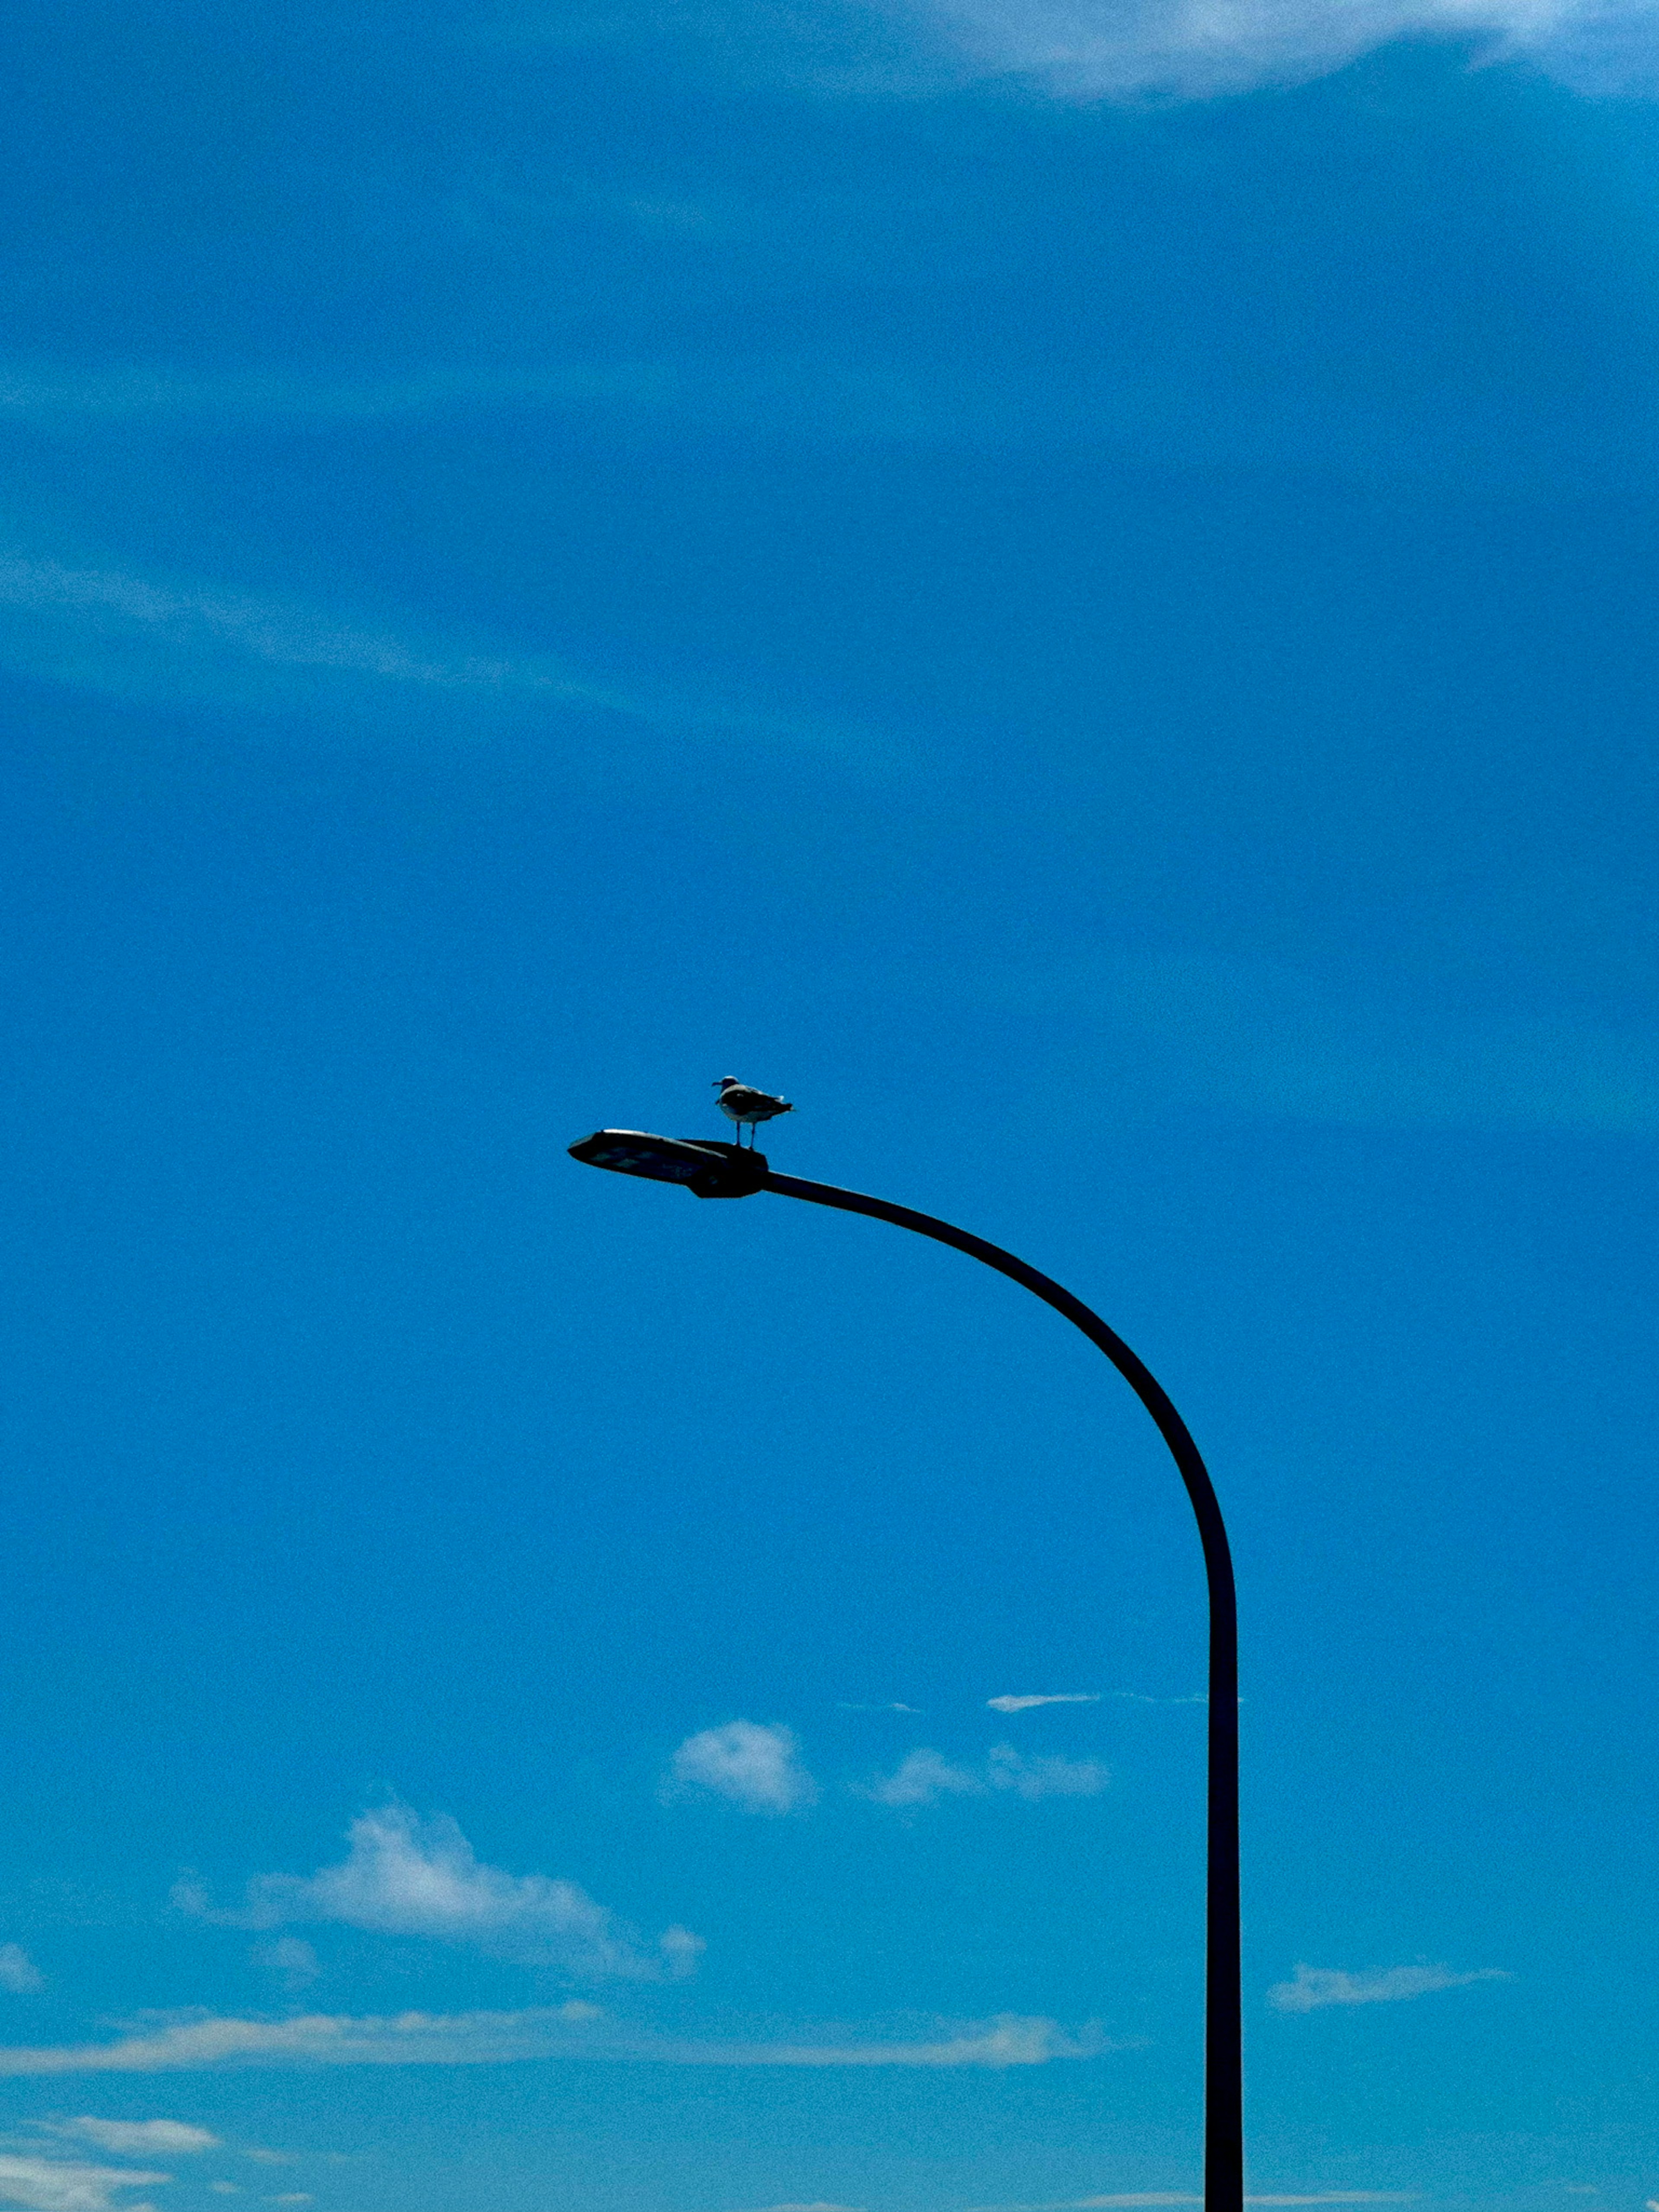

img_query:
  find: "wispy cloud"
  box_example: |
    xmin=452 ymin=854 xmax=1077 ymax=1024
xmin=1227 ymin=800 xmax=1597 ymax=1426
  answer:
xmin=0 ymin=2157 xmax=170 ymax=2212
xmin=987 ymin=1694 xmax=1101 ymax=1714
xmin=0 ymin=552 xmax=893 ymax=773
xmin=1268 ymin=1963 xmax=1510 ymax=2012
xmin=666 ymin=1723 xmax=819 ymax=1815
xmin=0 ymin=357 xmax=956 ymax=442
xmin=860 ymin=1744 xmax=1108 ymax=1806
xmin=0 ymin=2009 xmax=1100 ymax=2075
xmin=251 ymin=1941 xmax=319 ymax=1993
xmin=0 ymin=1951 xmax=43 ymax=1996
xmin=524 ymin=0 xmax=1659 ymax=105
xmin=174 ymin=1804 xmax=701 ymax=1980
xmin=673 ymin=2016 xmax=1103 ymax=2066
xmin=972 ymin=2194 xmax=1414 ymax=2209
xmin=967 ymin=949 xmax=1659 ymax=1137
xmin=48 ymin=2130 xmax=214 ymax=2161
xmin=869 ymin=0 xmax=1659 ymax=99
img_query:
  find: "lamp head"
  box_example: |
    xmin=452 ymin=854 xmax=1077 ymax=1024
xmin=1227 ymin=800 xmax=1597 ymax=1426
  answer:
xmin=569 ymin=1128 xmax=767 ymax=1199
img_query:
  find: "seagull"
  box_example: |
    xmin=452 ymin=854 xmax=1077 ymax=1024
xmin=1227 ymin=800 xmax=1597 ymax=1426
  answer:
xmin=713 ymin=1077 xmax=793 ymax=1148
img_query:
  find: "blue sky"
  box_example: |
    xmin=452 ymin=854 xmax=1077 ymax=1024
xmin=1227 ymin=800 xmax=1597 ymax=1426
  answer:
xmin=1 ymin=0 xmax=1657 ymax=2208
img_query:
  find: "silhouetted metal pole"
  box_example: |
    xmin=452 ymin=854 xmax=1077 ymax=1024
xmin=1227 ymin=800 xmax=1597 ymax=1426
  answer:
xmin=567 ymin=1130 xmax=1243 ymax=2209
xmin=760 ymin=1168 xmax=1243 ymax=2212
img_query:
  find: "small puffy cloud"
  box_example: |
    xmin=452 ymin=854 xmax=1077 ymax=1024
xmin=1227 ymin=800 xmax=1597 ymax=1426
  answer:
xmin=175 ymin=1805 xmax=699 ymax=1980
xmin=861 ymin=1750 xmax=985 ymax=1807
xmin=57 ymin=2129 xmax=215 ymax=2159
xmin=0 ymin=1949 xmax=44 ymax=1996
xmin=1269 ymin=1964 xmax=1510 ymax=2012
xmin=861 ymin=1745 xmax=1107 ymax=1807
xmin=667 ymin=1723 xmax=818 ymax=1815
xmin=209 ymin=2188 xmax=239 ymax=2196
xmin=986 ymin=1694 xmax=1100 ymax=1714
xmin=266 ymin=2196 xmax=311 ymax=2204
xmin=0 ymin=2158 xmax=169 ymax=2212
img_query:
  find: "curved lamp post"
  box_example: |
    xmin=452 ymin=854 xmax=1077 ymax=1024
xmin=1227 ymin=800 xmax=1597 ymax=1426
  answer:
xmin=568 ymin=1128 xmax=1242 ymax=2212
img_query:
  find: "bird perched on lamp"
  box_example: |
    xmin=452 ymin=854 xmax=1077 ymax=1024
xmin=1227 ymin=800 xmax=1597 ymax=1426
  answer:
xmin=713 ymin=1077 xmax=793 ymax=1147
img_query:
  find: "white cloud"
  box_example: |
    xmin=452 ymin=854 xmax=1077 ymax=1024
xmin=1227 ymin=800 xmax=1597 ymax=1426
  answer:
xmin=54 ymin=2130 xmax=215 ymax=2160
xmin=265 ymin=2196 xmax=311 ymax=2204
xmin=861 ymin=1745 xmax=1108 ymax=1805
xmin=0 ymin=2009 xmax=1100 ymax=2075
xmin=174 ymin=1804 xmax=701 ymax=1980
xmin=0 ymin=1950 xmax=44 ymax=1996
xmin=668 ymin=2015 xmax=1103 ymax=2067
xmin=731 ymin=2204 xmax=864 ymax=2211
xmin=899 ymin=0 xmax=1659 ymax=100
xmin=0 ymin=2159 xmax=170 ymax=2212
xmin=667 ymin=1723 xmax=819 ymax=1814
xmin=987 ymin=1694 xmax=1101 ymax=1713
xmin=861 ymin=1749 xmax=987 ymax=1806
xmin=1268 ymin=1963 xmax=1510 ymax=2012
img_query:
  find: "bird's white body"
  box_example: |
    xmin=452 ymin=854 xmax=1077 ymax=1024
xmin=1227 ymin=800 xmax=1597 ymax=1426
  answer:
xmin=714 ymin=1077 xmax=793 ymax=1139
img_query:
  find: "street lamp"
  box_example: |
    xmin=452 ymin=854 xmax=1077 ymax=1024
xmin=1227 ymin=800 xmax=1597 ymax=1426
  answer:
xmin=568 ymin=1126 xmax=1243 ymax=2212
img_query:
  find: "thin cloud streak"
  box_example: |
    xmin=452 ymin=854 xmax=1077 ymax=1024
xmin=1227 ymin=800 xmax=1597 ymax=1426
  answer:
xmin=519 ymin=0 xmax=1659 ymax=105
xmin=987 ymin=1694 xmax=1101 ymax=1713
xmin=0 ymin=553 xmax=897 ymax=774
xmin=0 ymin=2010 xmax=1102 ymax=2076
xmin=50 ymin=2129 xmax=215 ymax=2159
xmin=1269 ymin=1963 xmax=1510 ymax=2011
xmin=962 ymin=948 xmax=1659 ymax=1136
xmin=889 ymin=0 xmax=1659 ymax=99
xmin=970 ymin=2195 xmax=1416 ymax=2209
